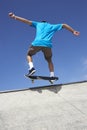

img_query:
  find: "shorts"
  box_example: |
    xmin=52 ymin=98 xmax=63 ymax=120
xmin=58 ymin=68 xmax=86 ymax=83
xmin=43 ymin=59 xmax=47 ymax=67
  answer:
xmin=27 ymin=46 xmax=52 ymax=59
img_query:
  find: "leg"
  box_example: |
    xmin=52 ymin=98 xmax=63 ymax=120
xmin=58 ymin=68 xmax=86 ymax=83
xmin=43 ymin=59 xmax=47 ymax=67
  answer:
xmin=27 ymin=46 xmax=41 ymax=62
xmin=47 ymin=58 xmax=54 ymax=72
xmin=27 ymin=55 xmax=34 ymax=70
xmin=42 ymin=47 xmax=54 ymax=77
xmin=27 ymin=55 xmax=33 ymax=63
xmin=27 ymin=48 xmax=34 ymax=70
xmin=26 ymin=46 xmax=41 ymax=75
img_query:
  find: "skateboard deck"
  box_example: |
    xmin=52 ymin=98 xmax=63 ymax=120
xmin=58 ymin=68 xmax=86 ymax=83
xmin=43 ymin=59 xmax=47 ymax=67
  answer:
xmin=25 ymin=75 xmax=58 ymax=84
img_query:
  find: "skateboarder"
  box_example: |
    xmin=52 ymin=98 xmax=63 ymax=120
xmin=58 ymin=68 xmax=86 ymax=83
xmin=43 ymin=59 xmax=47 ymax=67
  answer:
xmin=9 ymin=12 xmax=80 ymax=78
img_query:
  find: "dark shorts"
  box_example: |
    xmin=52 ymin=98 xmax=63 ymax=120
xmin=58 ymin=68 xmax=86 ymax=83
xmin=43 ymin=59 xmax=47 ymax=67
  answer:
xmin=27 ymin=46 xmax=52 ymax=59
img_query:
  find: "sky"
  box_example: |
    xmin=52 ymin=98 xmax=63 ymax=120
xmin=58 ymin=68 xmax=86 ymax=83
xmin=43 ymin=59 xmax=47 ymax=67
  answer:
xmin=0 ymin=0 xmax=87 ymax=91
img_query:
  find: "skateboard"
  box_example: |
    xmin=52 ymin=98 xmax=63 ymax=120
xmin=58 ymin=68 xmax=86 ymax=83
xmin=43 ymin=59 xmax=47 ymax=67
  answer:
xmin=25 ymin=75 xmax=58 ymax=84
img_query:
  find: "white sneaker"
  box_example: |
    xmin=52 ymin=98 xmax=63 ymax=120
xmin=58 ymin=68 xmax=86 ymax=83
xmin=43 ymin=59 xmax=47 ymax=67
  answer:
xmin=49 ymin=77 xmax=56 ymax=84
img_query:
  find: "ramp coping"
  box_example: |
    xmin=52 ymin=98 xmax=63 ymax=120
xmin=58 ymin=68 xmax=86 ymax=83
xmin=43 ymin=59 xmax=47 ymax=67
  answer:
xmin=0 ymin=80 xmax=87 ymax=94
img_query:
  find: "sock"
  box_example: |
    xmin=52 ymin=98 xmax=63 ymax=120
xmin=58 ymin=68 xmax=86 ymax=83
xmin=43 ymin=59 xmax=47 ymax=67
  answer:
xmin=50 ymin=72 xmax=54 ymax=77
xmin=28 ymin=62 xmax=34 ymax=70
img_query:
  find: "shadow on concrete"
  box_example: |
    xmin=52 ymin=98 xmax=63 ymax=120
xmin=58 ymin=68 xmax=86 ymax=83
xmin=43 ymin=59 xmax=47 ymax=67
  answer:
xmin=29 ymin=84 xmax=62 ymax=94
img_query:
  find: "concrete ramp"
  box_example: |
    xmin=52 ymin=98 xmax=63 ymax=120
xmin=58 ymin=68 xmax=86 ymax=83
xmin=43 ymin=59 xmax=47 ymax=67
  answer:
xmin=0 ymin=81 xmax=87 ymax=130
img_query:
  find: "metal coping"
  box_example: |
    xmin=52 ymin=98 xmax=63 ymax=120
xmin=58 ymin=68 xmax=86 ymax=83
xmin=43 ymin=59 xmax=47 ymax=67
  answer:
xmin=0 ymin=80 xmax=87 ymax=94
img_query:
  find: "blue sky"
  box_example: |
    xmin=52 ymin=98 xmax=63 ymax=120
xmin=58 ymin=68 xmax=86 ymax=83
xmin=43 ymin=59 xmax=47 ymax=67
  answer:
xmin=0 ymin=0 xmax=87 ymax=91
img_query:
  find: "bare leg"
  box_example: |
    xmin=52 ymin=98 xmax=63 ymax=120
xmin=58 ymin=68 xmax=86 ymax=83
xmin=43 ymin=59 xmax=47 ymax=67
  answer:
xmin=48 ymin=59 xmax=54 ymax=72
xmin=46 ymin=58 xmax=54 ymax=77
xmin=27 ymin=55 xmax=33 ymax=62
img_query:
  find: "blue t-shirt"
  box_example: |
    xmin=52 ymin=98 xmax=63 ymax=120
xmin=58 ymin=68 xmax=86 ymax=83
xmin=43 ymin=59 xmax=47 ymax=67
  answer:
xmin=31 ymin=21 xmax=63 ymax=48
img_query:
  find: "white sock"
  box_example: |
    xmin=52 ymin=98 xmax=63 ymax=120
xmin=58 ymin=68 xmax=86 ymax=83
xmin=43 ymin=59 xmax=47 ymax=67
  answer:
xmin=50 ymin=72 xmax=54 ymax=77
xmin=28 ymin=62 xmax=34 ymax=70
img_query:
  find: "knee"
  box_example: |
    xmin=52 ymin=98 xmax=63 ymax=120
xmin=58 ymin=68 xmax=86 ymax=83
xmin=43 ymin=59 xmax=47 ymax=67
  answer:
xmin=27 ymin=51 xmax=32 ymax=56
xmin=27 ymin=46 xmax=35 ymax=56
xmin=27 ymin=49 xmax=34 ymax=56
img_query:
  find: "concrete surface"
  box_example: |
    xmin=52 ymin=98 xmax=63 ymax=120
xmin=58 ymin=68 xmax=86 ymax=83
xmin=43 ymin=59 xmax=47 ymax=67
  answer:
xmin=0 ymin=81 xmax=87 ymax=130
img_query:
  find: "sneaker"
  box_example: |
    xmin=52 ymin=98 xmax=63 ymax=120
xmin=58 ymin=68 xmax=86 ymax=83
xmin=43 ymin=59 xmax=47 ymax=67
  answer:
xmin=49 ymin=77 xmax=56 ymax=84
xmin=26 ymin=67 xmax=36 ymax=76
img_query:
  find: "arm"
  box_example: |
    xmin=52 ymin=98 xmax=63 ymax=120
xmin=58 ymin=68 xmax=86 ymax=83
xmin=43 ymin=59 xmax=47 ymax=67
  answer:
xmin=62 ymin=24 xmax=80 ymax=36
xmin=9 ymin=12 xmax=32 ymax=25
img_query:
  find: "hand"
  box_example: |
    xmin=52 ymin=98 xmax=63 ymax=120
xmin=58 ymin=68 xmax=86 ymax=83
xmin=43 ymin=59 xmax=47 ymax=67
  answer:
xmin=9 ymin=12 xmax=15 ymax=19
xmin=73 ymin=31 xmax=80 ymax=36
